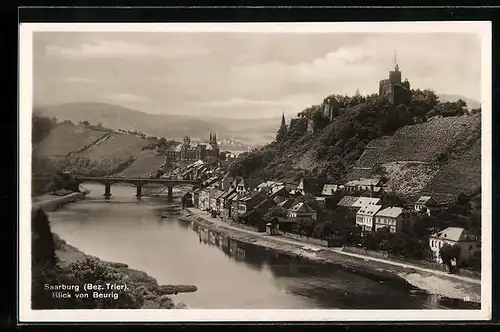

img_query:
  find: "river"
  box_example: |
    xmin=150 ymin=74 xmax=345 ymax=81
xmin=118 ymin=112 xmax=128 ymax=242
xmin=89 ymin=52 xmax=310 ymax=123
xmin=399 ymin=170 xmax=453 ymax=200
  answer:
xmin=47 ymin=183 xmax=474 ymax=310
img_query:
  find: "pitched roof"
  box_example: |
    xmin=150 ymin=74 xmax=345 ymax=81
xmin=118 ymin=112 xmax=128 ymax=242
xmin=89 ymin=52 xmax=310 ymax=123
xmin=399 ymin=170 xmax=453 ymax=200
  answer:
xmin=209 ymin=189 xmax=225 ymax=198
xmin=352 ymin=197 xmax=381 ymax=208
xmin=415 ymin=196 xmax=435 ymax=205
xmin=357 ymin=204 xmax=383 ymax=216
xmin=289 ymin=202 xmax=315 ymax=213
xmin=322 ymin=184 xmax=339 ymax=196
xmin=430 ymin=227 xmax=479 ymax=242
xmin=278 ymin=198 xmax=296 ymax=209
xmin=376 ymin=206 xmax=404 ymax=219
xmin=220 ymin=188 xmax=237 ymax=199
xmin=345 ymin=178 xmax=381 ymax=187
xmin=267 ymin=185 xmax=286 ymax=197
xmin=337 ymin=195 xmax=360 ymax=207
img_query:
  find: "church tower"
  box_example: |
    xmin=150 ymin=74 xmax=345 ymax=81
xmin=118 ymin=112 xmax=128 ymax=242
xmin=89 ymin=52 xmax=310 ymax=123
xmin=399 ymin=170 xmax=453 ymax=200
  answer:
xmin=210 ymin=131 xmax=219 ymax=159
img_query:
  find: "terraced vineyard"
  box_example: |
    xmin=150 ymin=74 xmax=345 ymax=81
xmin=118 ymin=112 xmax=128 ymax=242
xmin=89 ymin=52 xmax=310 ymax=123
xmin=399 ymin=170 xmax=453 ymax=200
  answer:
xmin=347 ymin=113 xmax=481 ymax=198
xmin=34 ymin=123 xmax=109 ymax=157
xmin=353 ymin=114 xmax=481 ymax=170
xmin=423 ymin=138 xmax=481 ymax=196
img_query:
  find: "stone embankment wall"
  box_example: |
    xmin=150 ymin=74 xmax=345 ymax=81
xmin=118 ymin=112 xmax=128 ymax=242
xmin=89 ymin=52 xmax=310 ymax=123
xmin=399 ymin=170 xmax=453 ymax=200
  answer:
xmin=32 ymin=192 xmax=86 ymax=213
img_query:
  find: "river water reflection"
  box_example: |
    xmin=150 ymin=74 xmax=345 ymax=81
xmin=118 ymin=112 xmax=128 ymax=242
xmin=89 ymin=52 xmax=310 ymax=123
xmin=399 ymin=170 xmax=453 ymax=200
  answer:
xmin=48 ymin=184 xmax=474 ymax=309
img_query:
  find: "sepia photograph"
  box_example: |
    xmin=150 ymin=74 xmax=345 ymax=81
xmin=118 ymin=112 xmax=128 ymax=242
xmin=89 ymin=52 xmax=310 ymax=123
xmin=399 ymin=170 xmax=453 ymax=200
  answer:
xmin=19 ymin=22 xmax=491 ymax=322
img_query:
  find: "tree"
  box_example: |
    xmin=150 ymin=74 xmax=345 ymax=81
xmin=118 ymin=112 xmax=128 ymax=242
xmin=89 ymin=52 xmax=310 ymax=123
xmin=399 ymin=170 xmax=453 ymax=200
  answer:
xmin=157 ymin=137 xmax=168 ymax=148
xmin=439 ymin=243 xmax=462 ymax=272
xmin=32 ymin=114 xmax=58 ymax=143
xmin=410 ymin=89 xmax=440 ymax=115
xmin=263 ymin=205 xmax=288 ymax=223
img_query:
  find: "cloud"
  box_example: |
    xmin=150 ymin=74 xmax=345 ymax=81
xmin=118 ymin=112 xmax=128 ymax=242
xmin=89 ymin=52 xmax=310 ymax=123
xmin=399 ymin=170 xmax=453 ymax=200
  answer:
xmin=106 ymin=93 xmax=152 ymax=103
xmin=45 ymin=40 xmax=211 ymax=59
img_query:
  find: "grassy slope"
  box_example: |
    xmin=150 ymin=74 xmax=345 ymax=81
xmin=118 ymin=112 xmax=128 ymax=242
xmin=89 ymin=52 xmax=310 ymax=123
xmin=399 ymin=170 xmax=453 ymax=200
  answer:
xmin=118 ymin=151 xmax=166 ymax=177
xmin=34 ymin=123 xmax=165 ymax=177
xmin=34 ymin=122 xmax=109 ymax=157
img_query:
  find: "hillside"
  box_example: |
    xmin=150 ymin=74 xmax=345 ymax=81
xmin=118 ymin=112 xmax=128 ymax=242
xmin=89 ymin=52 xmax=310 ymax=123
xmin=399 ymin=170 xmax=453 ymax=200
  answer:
xmin=33 ymin=122 xmax=165 ymax=177
xmin=347 ymin=114 xmax=481 ymax=198
xmin=229 ymin=92 xmax=482 ymax=200
xmin=35 ymin=102 xmax=278 ymax=146
xmin=33 ymin=122 xmax=110 ymax=158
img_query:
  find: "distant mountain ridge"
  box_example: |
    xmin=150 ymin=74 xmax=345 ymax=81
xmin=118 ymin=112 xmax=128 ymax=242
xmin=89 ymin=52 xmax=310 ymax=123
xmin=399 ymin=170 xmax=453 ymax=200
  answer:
xmin=34 ymin=102 xmax=280 ymax=147
xmin=438 ymin=94 xmax=481 ymax=109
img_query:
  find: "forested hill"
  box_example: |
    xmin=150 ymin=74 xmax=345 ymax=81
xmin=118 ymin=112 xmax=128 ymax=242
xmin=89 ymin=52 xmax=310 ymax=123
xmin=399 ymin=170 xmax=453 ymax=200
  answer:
xmin=228 ymin=90 xmax=481 ymax=199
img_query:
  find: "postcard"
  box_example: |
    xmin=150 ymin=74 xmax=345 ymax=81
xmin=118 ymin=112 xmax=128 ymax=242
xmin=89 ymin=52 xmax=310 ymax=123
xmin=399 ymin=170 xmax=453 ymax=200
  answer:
xmin=19 ymin=21 xmax=492 ymax=322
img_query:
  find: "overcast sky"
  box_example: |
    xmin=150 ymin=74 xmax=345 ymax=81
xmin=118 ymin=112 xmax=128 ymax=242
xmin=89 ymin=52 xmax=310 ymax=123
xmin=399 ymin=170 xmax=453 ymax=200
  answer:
xmin=33 ymin=32 xmax=481 ymax=119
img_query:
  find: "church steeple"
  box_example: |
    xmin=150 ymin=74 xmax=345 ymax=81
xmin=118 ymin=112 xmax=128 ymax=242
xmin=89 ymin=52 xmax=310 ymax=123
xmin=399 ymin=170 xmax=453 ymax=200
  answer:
xmin=209 ymin=132 xmax=213 ymax=142
xmin=281 ymin=111 xmax=286 ymax=127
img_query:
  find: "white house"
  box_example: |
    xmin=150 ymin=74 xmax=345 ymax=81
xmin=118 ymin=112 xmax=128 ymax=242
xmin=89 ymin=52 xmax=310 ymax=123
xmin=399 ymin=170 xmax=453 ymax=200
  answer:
xmin=414 ymin=196 xmax=438 ymax=216
xmin=321 ymin=184 xmax=339 ymax=196
xmin=374 ymin=206 xmax=411 ymax=233
xmin=356 ymin=204 xmax=383 ymax=232
xmin=352 ymin=197 xmax=381 ymax=209
xmin=199 ymin=188 xmax=211 ymax=211
xmin=288 ymin=202 xmax=317 ymax=221
xmin=429 ymin=227 xmax=481 ymax=264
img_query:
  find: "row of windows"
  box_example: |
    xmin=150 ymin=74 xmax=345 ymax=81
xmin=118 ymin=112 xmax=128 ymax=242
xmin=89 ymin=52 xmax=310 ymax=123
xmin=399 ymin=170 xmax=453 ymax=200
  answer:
xmin=376 ymin=218 xmax=396 ymax=226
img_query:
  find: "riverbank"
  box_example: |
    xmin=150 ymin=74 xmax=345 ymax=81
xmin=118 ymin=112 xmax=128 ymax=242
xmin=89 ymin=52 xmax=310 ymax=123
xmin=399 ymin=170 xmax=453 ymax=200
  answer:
xmin=186 ymin=208 xmax=481 ymax=305
xmin=33 ymin=192 xmax=197 ymax=309
xmin=32 ymin=191 xmax=86 ymax=212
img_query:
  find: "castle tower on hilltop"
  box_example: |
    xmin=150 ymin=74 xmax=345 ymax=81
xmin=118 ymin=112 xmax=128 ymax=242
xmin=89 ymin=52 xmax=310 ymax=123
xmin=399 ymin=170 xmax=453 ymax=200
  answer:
xmin=378 ymin=51 xmax=412 ymax=106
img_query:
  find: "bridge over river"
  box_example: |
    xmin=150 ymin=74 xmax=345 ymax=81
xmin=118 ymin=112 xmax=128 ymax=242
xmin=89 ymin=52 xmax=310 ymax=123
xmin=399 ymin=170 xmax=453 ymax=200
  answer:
xmin=34 ymin=176 xmax=202 ymax=202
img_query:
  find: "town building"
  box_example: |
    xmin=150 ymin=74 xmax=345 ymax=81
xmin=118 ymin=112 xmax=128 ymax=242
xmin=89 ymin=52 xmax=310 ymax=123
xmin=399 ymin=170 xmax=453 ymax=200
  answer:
xmin=230 ymin=177 xmax=261 ymax=196
xmin=378 ymin=54 xmax=412 ymax=106
xmin=219 ymin=188 xmax=237 ymax=214
xmin=321 ymin=184 xmax=339 ymax=196
xmin=429 ymin=227 xmax=481 ymax=264
xmin=374 ymin=206 xmax=411 ymax=233
xmin=222 ymin=191 xmax=238 ymax=222
xmin=237 ymin=191 xmax=269 ymax=216
xmin=356 ymin=204 xmax=383 ymax=232
xmin=294 ymin=178 xmax=324 ymax=196
xmin=220 ymin=173 xmax=233 ymax=191
xmin=344 ymin=178 xmax=382 ymax=193
xmin=287 ymin=202 xmax=318 ymax=221
xmin=336 ymin=195 xmax=360 ymax=210
xmin=191 ymin=188 xmax=200 ymax=208
xmin=209 ymin=188 xmax=225 ymax=212
xmin=414 ymin=195 xmax=439 ymax=216
xmin=277 ymin=198 xmax=297 ymax=210
xmin=238 ymin=197 xmax=277 ymax=230
xmin=351 ymin=197 xmax=381 ymax=210
xmin=199 ymin=188 xmax=211 ymax=211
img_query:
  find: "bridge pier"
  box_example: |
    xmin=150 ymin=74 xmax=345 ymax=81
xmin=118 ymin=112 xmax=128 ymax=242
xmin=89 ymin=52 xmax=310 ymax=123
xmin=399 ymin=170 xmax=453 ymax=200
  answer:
xmin=167 ymin=186 xmax=173 ymax=202
xmin=103 ymin=184 xmax=112 ymax=199
xmin=136 ymin=184 xmax=143 ymax=198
